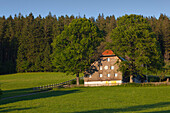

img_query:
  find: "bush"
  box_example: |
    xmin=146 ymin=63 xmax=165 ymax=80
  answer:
xmin=79 ymin=79 xmax=84 ymax=84
xmin=119 ymin=83 xmax=155 ymax=87
xmin=71 ymin=79 xmax=84 ymax=84
xmin=162 ymin=77 xmax=170 ymax=82
xmin=118 ymin=83 xmax=168 ymax=87
xmin=71 ymin=80 xmax=76 ymax=84
xmin=120 ymin=83 xmax=146 ymax=87
xmin=148 ymin=76 xmax=160 ymax=82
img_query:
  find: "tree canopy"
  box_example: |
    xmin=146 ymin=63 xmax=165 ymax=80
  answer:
xmin=0 ymin=13 xmax=169 ymax=75
xmin=108 ymin=14 xmax=164 ymax=78
xmin=51 ymin=18 xmax=102 ymax=84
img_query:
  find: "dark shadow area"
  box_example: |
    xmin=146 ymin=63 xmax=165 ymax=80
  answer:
xmin=74 ymin=102 xmax=170 ymax=113
xmin=87 ymin=65 xmax=98 ymax=74
xmin=0 ymin=88 xmax=80 ymax=105
xmin=84 ymin=57 xmax=106 ymax=77
xmin=0 ymin=88 xmax=34 ymax=99
xmin=0 ymin=106 xmax=38 ymax=112
xmin=145 ymin=110 xmax=170 ymax=113
xmin=0 ymin=106 xmax=12 ymax=110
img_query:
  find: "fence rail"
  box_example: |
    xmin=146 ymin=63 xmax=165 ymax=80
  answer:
xmin=33 ymin=76 xmax=84 ymax=91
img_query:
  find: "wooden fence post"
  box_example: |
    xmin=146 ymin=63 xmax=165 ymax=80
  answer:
xmin=130 ymin=75 xmax=133 ymax=83
xmin=167 ymin=78 xmax=169 ymax=83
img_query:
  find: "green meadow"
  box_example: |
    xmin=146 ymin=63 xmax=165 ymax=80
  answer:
xmin=1 ymin=73 xmax=170 ymax=113
xmin=0 ymin=72 xmax=76 ymax=99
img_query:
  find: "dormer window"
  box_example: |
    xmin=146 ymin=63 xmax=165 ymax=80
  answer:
xmin=107 ymin=58 xmax=110 ymax=62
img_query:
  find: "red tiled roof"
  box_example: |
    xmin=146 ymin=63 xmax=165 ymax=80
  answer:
xmin=102 ymin=50 xmax=115 ymax=56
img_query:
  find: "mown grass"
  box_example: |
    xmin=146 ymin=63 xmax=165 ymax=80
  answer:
xmin=1 ymin=73 xmax=170 ymax=113
xmin=1 ymin=86 xmax=170 ymax=113
xmin=0 ymin=72 xmax=77 ymax=98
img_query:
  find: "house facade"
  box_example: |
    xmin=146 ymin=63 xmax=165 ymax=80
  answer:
xmin=84 ymin=50 xmax=123 ymax=86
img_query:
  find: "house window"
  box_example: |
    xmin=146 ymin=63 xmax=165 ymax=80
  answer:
xmin=107 ymin=74 xmax=110 ymax=77
xmin=104 ymin=66 xmax=108 ymax=70
xmin=89 ymin=75 xmax=92 ymax=78
xmin=100 ymin=66 xmax=102 ymax=70
xmin=115 ymin=73 xmax=118 ymax=77
xmin=99 ymin=74 xmax=103 ymax=77
xmin=107 ymin=58 xmax=110 ymax=62
xmin=111 ymin=66 xmax=114 ymax=70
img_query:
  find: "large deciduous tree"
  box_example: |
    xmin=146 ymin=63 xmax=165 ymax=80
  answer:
xmin=51 ymin=18 xmax=102 ymax=85
xmin=108 ymin=14 xmax=164 ymax=82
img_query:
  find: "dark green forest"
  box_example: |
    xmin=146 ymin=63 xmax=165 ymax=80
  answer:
xmin=0 ymin=13 xmax=169 ymax=75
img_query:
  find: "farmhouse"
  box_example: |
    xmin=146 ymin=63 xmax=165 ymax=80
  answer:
xmin=84 ymin=50 xmax=123 ymax=86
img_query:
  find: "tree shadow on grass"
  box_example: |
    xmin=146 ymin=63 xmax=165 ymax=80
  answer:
xmin=0 ymin=88 xmax=34 ymax=99
xmin=0 ymin=88 xmax=80 ymax=105
xmin=0 ymin=106 xmax=38 ymax=112
xmin=74 ymin=102 xmax=170 ymax=113
xmin=145 ymin=110 xmax=170 ymax=113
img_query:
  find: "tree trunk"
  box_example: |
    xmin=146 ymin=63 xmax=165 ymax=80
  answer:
xmin=76 ymin=73 xmax=80 ymax=86
xmin=130 ymin=75 xmax=133 ymax=83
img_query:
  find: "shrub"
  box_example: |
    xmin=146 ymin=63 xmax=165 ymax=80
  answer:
xmin=71 ymin=79 xmax=84 ymax=84
xmin=71 ymin=80 xmax=76 ymax=84
xmin=148 ymin=76 xmax=160 ymax=82
xmin=79 ymin=79 xmax=84 ymax=84
xmin=118 ymin=83 xmax=168 ymax=87
xmin=162 ymin=77 xmax=170 ymax=82
xmin=120 ymin=83 xmax=145 ymax=87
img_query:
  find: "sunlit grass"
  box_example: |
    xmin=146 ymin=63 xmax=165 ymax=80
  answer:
xmin=1 ymin=73 xmax=170 ymax=113
xmin=0 ymin=72 xmax=77 ymax=98
xmin=0 ymin=72 xmax=77 ymax=90
xmin=1 ymin=86 xmax=170 ymax=113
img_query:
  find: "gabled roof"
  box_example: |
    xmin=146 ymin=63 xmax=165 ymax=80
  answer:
xmin=102 ymin=50 xmax=115 ymax=56
xmin=102 ymin=50 xmax=126 ymax=61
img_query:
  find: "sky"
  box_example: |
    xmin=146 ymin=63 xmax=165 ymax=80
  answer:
xmin=0 ymin=0 xmax=170 ymax=19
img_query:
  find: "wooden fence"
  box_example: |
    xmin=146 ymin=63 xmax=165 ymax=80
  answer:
xmin=33 ymin=76 xmax=84 ymax=91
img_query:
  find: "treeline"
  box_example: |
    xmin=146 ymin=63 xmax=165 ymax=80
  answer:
xmin=0 ymin=13 xmax=169 ymax=74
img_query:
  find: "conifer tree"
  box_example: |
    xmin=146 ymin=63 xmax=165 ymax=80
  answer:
xmin=40 ymin=13 xmax=54 ymax=71
xmin=17 ymin=13 xmax=34 ymax=72
xmin=89 ymin=17 xmax=95 ymax=23
xmin=0 ymin=16 xmax=6 ymax=74
xmin=2 ymin=16 xmax=16 ymax=73
xmin=58 ymin=16 xmax=65 ymax=33
xmin=158 ymin=14 xmax=170 ymax=62
xmin=31 ymin=15 xmax=44 ymax=71
xmin=0 ymin=13 xmax=168 ymax=75
xmin=96 ymin=13 xmax=106 ymax=35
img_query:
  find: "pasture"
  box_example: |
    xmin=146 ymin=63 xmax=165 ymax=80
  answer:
xmin=0 ymin=72 xmax=76 ymax=99
xmin=1 ymin=73 xmax=170 ymax=113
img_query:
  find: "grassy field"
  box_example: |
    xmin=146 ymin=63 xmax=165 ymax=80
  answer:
xmin=0 ymin=72 xmax=77 ymax=99
xmin=1 ymin=73 xmax=170 ymax=113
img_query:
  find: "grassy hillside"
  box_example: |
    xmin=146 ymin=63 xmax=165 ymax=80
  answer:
xmin=0 ymin=72 xmax=76 ymax=98
xmin=1 ymin=73 xmax=170 ymax=113
xmin=0 ymin=72 xmax=78 ymax=90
